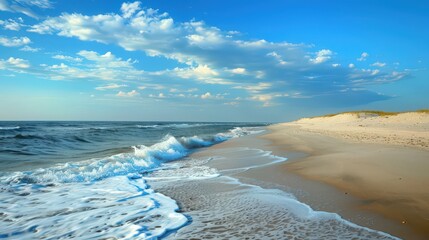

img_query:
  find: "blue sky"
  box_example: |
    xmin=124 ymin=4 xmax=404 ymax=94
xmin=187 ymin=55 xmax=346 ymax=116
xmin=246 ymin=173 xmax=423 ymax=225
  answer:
xmin=0 ymin=0 xmax=428 ymax=122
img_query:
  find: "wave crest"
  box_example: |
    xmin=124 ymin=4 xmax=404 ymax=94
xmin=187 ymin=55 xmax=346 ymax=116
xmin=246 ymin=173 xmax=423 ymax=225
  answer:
xmin=1 ymin=127 xmax=264 ymax=184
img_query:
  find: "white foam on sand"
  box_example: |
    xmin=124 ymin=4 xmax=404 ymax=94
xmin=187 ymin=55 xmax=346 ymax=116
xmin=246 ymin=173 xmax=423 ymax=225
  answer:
xmin=0 ymin=176 xmax=187 ymax=239
xmin=148 ymin=147 xmax=399 ymax=240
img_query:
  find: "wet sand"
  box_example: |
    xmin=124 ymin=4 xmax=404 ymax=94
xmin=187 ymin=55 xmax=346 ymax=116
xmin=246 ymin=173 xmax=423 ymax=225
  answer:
xmin=149 ymin=135 xmax=398 ymax=239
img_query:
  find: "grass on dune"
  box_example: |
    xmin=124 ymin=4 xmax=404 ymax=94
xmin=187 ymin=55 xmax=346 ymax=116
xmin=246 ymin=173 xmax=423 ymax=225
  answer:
xmin=316 ymin=109 xmax=429 ymax=118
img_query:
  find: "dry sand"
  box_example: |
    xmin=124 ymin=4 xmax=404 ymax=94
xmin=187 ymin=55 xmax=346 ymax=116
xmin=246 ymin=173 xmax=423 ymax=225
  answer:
xmin=263 ymin=111 xmax=429 ymax=239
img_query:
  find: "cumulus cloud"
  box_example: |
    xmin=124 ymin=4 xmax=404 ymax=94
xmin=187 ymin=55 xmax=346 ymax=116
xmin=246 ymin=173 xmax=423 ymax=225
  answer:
xmin=200 ymin=92 xmax=226 ymax=100
xmin=0 ymin=57 xmax=30 ymax=69
xmin=310 ymin=49 xmax=332 ymax=64
xmin=201 ymin=92 xmax=212 ymax=99
xmin=121 ymin=1 xmax=141 ymax=18
xmin=116 ymin=90 xmax=139 ymax=97
xmin=357 ymin=52 xmax=369 ymax=61
xmin=0 ymin=36 xmax=31 ymax=47
xmin=25 ymin=1 xmax=408 ymax=107
xmin=170 ymin=64 xmax=229 ymax=84
xmin=0 ymin=18 xmax=24 ymax=31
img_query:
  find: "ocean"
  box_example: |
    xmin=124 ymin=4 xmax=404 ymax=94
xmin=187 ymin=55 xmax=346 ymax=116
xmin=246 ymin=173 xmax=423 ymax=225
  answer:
xmin=0 ymin=121 xmax=264 ymax=239
xmin=0 ymin=121 xmax=397 ymax=239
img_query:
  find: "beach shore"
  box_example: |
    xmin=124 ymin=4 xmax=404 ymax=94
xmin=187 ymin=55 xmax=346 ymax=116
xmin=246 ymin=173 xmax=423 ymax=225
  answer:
xmin=261 ymin=111 xmax=429 ymax=239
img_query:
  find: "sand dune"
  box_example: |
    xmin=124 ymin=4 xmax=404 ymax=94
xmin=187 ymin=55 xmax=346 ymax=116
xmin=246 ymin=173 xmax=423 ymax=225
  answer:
xmin=291 ymin=111 xmax=429 ymax=150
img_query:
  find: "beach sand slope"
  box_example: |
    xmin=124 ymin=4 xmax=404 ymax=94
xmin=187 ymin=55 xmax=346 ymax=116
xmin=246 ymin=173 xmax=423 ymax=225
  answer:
xmin=264 ymin=112 xmax=429 ymax=238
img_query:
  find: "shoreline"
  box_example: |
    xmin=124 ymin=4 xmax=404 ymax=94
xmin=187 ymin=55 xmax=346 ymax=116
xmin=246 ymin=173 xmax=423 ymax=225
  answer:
xmin=205 ymin=133 xmax=414 ymax=239
xmin=152 ymin=132 xmax=401 ymax=239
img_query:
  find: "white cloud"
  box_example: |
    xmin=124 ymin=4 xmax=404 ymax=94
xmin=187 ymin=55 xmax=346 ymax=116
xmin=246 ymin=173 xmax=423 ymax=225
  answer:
xmin=200 ymin=92 xmax=226 ymax=100
xmin=53 ymin=55 xmax=82 ymax=62
xmin=186 ymin=22 xmax=224 ymax=48
xmin=121 ymin=1 xmax=141 ymax=18
xmin=20 ymin=45 xmax=40 ymax=52
xmin=251 ymin=94 xmax=274 ymax=107
xmin=310 ymin=49 xmax=332 ymax=64
xmin=0 ymin=57 xmax=30 ymax=69
xmin=0 ymin=0 xmax=52 ymax=18
xmin=172 ymin=65 xmax=232 ymax=84
xmin=229 ymin=67 xmax=246 ymax=74
xmin=148 ymin=92 xmax=167 ymax=98
xmin=348 ymin=63 xmax=355 ymax=68
xmin=371 ymin=62 xmax=386 ymax=67
xmin=201 ymin=92 xmax=212 ymax=99
xmin=371 ymin=69 xmax=380 ymax=75
xmin=234 ymin=82 xmax=271 ymax=93
xmin=25 ymin=2 xmax=408 ymax=107
xmin=0 ymin=36 xmax=31 ymax=47
xmin=20 ymin=0 xmax=52 ymax=8
xmin=357 ymin=52 xmax=369 ymax=61
xmin=332 ymin=63 xmax=340 ymax=67
xmin=95 ymin=83 xmax=127 ymax=91
xmin=267 ymin=51 xmax=288 ymax=65
xmin=116 ymin=90 xmax=139 ymax=97
xmin=191 ymin=64 xmax=218 ymax=76
xmin=7 ymin=57 xmax=29 ymax=68
xmin=43 ymin=50 xmax=144 ymax=81
xmin=0 ymin=18 xmax=24 ymax=31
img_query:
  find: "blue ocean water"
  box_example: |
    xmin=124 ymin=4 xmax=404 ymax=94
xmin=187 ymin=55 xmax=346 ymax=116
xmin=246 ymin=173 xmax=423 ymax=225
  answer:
xmin=0 ymin=121 xmax=265 ymax=239
xmin=0 ymin=121 xmax=264 ymax=172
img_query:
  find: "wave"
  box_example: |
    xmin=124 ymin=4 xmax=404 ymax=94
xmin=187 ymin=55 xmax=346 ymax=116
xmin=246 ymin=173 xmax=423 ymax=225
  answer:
xmin=0 ymin=126 xmax=20 ymax=130
xmin=136 ymin=123 xmax=216 ymax=129
xmin=2 ymin=127 xmax=263 ymax=185
xmin=0 ymin=125 xmax=264 ymax=239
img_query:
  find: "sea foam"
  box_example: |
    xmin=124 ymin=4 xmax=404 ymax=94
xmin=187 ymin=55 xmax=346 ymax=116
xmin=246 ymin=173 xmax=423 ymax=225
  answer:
xmin=0 ymin=127 xmax=262 ymax=239
xmin=0 ymin=176 xmax=187 ymax=239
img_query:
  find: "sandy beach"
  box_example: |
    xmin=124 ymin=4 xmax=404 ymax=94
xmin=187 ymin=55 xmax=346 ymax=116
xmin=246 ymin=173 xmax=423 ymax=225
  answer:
xmin=261 ymin=111 xmax=429 ymax=239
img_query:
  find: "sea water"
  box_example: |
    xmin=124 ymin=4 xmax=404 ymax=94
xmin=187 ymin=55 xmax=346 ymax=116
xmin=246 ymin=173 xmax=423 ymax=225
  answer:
xmin=0 ymin=121 xmax=262 ymax=239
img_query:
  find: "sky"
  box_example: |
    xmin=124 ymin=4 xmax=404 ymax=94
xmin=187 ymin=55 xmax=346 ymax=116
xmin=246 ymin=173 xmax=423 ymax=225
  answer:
xmin=0 ymin=0 xmax=428 ymax=122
